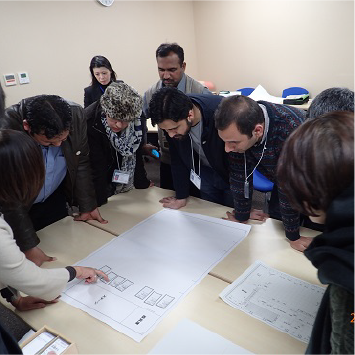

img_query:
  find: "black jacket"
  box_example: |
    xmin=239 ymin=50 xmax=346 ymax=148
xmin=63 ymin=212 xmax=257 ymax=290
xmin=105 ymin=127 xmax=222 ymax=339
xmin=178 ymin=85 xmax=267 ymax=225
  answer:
xmin=305 ymin=183 xmax=354 ymax=354
xmin=85 ymin=101 xmax=150 ymax=207
xmin=167 ymin=94 xmax=230 ymax=200
xmin=0 ymin=322 xmax=22 ymax=354
xmin=84 ymin=80 xmax=123 ymax=108
xmin=0 ymin=98 xmax=97 ymax=251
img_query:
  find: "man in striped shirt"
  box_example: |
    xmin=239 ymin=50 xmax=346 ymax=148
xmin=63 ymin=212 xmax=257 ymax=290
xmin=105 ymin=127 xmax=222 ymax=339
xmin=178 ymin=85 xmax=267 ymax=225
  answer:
xmin=215 ymin=95 xmax=311 ymax=252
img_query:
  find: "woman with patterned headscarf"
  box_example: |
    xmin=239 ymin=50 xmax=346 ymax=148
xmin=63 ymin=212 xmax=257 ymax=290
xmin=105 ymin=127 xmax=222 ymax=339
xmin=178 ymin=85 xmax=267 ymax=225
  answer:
xmin=85 ymin=82 xmax=150 ymax=207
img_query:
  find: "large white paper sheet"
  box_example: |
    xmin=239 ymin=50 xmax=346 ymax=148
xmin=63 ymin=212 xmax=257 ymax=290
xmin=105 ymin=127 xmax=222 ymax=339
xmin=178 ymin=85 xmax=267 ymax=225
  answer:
xmin=220 ymin=261 xmax=325 ymax=343
xmin=149 ymin=318 xmax=253 ymax=354
xmin=61 ymin=209 xmax=251 ymax=342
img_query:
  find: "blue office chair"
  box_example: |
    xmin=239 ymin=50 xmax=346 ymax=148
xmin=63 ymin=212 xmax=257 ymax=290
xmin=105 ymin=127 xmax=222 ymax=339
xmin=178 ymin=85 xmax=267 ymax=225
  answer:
xmin=282 ymin=87 xmax=309 ymax=98
xmin=237 ymin=87 xmax=255 ymax=96
xmin=253 ymin=169 xmax=274 ymax=213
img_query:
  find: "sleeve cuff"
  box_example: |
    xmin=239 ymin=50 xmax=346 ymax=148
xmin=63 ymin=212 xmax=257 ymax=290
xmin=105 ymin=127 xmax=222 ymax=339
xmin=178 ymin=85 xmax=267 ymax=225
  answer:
xmin=65 ymin=266 xmax=77 ymax=281
xmin=1 ymin=287 xmax=19 ymax=303
xmin=285 ymin=230 xmax=300 ymax=241
xmin=234 ymin=211 xmax=250 ymax=222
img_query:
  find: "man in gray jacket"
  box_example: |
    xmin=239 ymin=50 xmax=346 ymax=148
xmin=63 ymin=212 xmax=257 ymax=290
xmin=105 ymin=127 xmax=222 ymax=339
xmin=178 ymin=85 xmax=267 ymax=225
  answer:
xmin=1 ymin=95 xmax=107 ymax=266
xmin=142 ymin=43 xmax=211 ymax=190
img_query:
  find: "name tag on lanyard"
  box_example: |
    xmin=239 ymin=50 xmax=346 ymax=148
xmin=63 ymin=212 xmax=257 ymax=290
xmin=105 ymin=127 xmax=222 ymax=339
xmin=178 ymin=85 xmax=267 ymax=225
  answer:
xmin=244 ymin=180 xmax=250 ymax=199
xmin=190 ymin=169 xmax=201 ymax=190
xmin=112 ymin=169 xmax=130 ymax=184
xmin=189 ymin=131 xmax=202 ymax=190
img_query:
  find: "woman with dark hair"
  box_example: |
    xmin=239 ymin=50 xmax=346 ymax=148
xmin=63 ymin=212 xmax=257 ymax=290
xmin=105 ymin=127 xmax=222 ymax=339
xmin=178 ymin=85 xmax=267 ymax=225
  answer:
xmin=0 ymin=130 xmax=108 ymax=321
xmin=84 ymin=55 xmax=121 ymax=108
xmin=277 ymin=111 xmax=354 ymax=354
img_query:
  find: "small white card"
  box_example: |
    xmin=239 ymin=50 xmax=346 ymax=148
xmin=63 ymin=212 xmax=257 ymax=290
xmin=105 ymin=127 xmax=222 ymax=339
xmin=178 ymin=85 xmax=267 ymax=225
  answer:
xmin=40 ymin=338 xmax=69 ymax=354
xmin=22 ymin=332 xmax=56 ymax=355
xmin=112 ymin=169 xmax=130 ymax=184
xmin=190 ymin=169 xmax=201 ymax=189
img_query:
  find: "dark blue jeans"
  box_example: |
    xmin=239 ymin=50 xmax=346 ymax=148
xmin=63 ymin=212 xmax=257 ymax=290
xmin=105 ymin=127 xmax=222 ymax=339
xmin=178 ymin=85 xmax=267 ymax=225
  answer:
xmin=200 ymin=165 xmax=233 ymax=208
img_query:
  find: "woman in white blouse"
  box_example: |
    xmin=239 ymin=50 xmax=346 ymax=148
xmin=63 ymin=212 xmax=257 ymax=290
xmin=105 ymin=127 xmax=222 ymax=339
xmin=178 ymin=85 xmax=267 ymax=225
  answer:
xmin=0 ymin=129 xmax=108 ymax=311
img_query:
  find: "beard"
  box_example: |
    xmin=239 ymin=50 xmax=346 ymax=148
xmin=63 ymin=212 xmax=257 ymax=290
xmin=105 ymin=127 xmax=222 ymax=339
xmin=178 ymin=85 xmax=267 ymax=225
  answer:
xmin=172 ymin=119 xmax=192 ymax=140
xmin=163 ymin=80 xmax=176 ymax=87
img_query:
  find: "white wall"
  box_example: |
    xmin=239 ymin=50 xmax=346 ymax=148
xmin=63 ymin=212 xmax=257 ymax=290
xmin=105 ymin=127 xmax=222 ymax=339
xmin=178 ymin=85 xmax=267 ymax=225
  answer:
xmin=0 ymin=0 xmax=353 ymax=107
xmin=193 ymin=0 xmax=354 ymax=97
xmin=0 ymin=1 xmax=198 ymax=106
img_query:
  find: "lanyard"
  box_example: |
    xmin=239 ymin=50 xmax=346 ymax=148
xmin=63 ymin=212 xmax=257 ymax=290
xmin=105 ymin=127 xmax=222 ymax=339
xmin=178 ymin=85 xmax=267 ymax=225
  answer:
xmin=189 ymin=134 xmax=201 ymax=176
xmin=244 ymin=139 xmax=267 ymax=199
xmin=244 ymin=107 xmax=270 ymax=198
xmin=188 ymin=119 xmax=202 ymax=176
xmin=115 ymin=150 xmax=121 ymax=170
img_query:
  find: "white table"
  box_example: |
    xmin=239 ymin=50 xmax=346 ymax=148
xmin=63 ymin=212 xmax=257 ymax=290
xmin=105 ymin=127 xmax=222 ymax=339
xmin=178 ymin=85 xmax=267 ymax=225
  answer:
xmin=3 ymin=188 xmax=321 ymax=354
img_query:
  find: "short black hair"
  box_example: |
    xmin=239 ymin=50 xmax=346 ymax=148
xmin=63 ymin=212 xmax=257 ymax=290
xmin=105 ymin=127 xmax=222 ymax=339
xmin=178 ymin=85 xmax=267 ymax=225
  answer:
xmin=214 ymin=95 xmax=264 ymax=137
xmin=149 ymin=87 xmax=193 ymax=126
xmin=25 ymin=95 xmax=72 ymax=138
xmin=306 ymin=87 xmax=354 ymax=119
xmin=156 ymin=43 xmax=184 ymax=67
xmin=277 ymin=111 xmax=354 ymax=216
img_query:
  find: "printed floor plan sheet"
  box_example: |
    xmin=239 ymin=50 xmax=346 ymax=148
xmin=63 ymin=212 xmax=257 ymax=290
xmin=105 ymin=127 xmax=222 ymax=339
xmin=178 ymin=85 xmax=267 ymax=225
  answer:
xmin=61 ymin=209 xmax=251 ymax=341
xmin=220 ymin=261 xmax=325 ymax=343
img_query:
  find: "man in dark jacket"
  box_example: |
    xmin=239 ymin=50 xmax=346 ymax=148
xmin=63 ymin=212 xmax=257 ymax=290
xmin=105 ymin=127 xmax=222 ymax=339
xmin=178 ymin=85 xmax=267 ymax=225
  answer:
xmin=149 ymin=87 xmax=232 ymax=209
xmin=0 ymin=95 xmax=107 ymax=266
xmin=142 ymin=43 xmax=212 ymax=191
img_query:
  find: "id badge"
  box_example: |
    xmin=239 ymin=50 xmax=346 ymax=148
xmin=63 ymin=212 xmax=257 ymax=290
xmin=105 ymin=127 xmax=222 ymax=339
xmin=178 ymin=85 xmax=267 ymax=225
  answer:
xmin=244 ymin=180 xmax=249 ymax=199
xmin=112 ymin=169 xmax=130 ymax=184
xmin=190 ymin=169 xmax=201 ymax=190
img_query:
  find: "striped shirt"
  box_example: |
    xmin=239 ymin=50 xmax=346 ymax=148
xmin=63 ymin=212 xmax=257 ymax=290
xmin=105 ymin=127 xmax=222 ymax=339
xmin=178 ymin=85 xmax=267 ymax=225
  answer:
xmin=229 ymin=101 xmax=306 ymax=240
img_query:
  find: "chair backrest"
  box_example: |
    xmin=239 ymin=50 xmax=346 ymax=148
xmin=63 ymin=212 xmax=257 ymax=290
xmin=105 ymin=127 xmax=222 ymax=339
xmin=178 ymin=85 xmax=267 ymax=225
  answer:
xmin=237 ymin=87 xmax=255 ymax=96
xmin=253 ymin=169 xmax=274 ymax=192
xmin=282 ymin=87 xmax=309 ymax=98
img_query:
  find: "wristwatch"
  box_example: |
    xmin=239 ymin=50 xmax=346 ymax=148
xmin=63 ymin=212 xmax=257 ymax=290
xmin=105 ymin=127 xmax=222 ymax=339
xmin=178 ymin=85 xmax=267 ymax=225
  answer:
xmin=0 ymin=287 xmax=20 ymax=304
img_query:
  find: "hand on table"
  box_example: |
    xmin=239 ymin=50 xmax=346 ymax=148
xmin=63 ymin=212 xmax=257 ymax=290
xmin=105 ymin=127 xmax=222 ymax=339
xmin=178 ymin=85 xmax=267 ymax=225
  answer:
xmin=74 ymin=208 xmax=108 ymax=224
xmin=250 ymin=209 xmax=269 ymax=221
xmin=159 ymin=196 xmax=187 ymax=209
xmin=223 ymin=209 xmax=269 ymax=223
xmin=73 ymin=266 xmax=109 ymax=284
xmin=289 ymin=236 xmax=313 ymax=252
xmin=142 ymin=144 xmax=159 ymax=159
xmin=24 ymin=247 xmax=57 ymax=267
xmin=12 ymin=296 xmax=59 ymax=311
xmin=223 ymin=210 xmax=241 ymax=222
